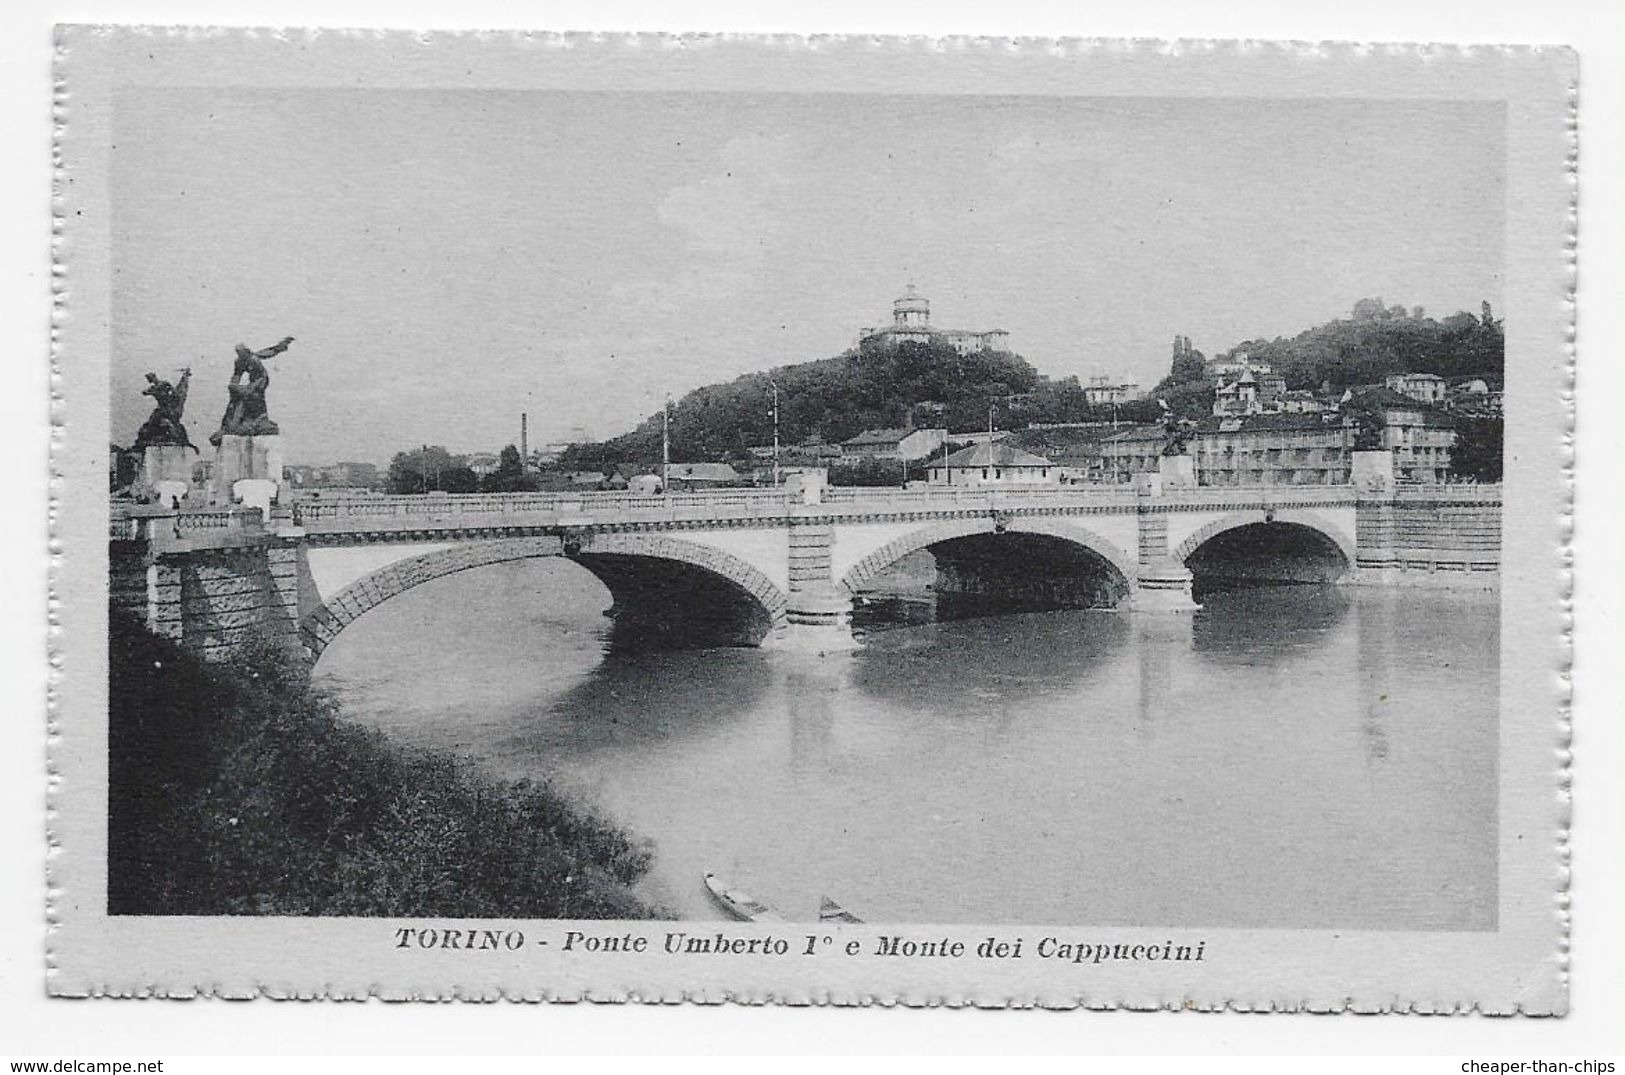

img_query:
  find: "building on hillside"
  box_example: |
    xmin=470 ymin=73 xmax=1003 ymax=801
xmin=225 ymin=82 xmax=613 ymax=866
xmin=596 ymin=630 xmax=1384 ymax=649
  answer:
xmin=560 ymin=470 xmax=607 ymax=489
xmin=1207 ymin=336 xmax=1290 ymax=416
xmin=858 ymin=285 xmax=1010 ymax=356
xmin=1281 ymin=389 xmax=1324 ymax=413
xmin=927 ymin=442 xmax=1059 ymax=486
xmin=948 ymin=429 xmax=1013 ymax=446
xmin=784 ymin=440 xmax=845 ymax=466
xmin=465 ymin=452 xmax=501 ymax=478
xmin=1385 ymin=372 xmax=1448 ymax=405
xmin=1212 ymin=368 xmax=1260 ymax=416
xmin=1083 ymin=376 xmax=1144 ymax=406
xmin=1345 ymin=386 xmax=1458 ymax=483
xmin=841 ymin=427 xmax=948 ymax=462
xmin=530 ymin=443 xmax=570 ymax=467
xmin=1212 ymin=364 xmax=1292 ymax=417
xmin=1443 ymin=379 xmax=1502 ymax=417
xmin=666 ymin=462 xmax=741 ymax=489
xmin=1205 ymin=350 xmax=1273 ymax=378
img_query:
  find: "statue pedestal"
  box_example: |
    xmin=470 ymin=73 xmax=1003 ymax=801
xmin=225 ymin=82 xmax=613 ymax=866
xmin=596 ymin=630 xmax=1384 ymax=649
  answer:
xmin=1158 ymin=453 xmax=1197 ymax=489
xmin=136 ymin=445 xmax=195 ymax=505
xmin=211 ymin=434 xmax=285 ymax=507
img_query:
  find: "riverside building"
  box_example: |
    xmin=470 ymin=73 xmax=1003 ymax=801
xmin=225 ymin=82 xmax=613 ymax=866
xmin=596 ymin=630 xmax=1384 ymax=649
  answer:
xmin=927 ymin=441 xmax=1059 ymax=486
xmin=1097 ymin=394 xmax=1457 ymax=487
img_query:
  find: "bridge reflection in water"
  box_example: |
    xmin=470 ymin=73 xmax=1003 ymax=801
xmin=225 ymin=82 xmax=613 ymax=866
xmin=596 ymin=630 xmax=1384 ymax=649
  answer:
xmin=313 ymin=559 xmax=1498 ymax=930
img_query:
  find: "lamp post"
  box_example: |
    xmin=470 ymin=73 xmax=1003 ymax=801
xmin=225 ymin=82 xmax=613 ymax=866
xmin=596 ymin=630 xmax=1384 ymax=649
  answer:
xmin=768 ymin=377 xmax=781 ymax=488
xmin=662 ymin=394 xmax=672 ymax=497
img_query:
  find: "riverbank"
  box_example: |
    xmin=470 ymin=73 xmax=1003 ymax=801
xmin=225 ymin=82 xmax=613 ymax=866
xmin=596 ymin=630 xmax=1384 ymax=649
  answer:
xmin=107 ymin=612 xmax=668 ymax=918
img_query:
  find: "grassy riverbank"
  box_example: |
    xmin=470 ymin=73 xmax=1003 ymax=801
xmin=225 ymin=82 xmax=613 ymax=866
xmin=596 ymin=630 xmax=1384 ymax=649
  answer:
xmin=107 ymin=614 xmax=666 ymax=918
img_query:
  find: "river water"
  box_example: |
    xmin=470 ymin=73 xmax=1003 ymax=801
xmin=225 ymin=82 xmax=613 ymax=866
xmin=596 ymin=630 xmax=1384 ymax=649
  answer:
xmin=313 ymin=560 xmax=1499 ymax=931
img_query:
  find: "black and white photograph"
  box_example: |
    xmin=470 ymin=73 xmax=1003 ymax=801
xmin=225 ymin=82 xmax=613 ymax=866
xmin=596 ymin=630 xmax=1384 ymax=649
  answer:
xmin=105 ymin=89 xmax=1509 ymax=931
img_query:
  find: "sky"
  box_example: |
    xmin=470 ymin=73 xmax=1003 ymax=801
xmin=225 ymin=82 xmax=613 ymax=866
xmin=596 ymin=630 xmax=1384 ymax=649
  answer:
xmin=111 ymin=90 xmax=1505 ymax=464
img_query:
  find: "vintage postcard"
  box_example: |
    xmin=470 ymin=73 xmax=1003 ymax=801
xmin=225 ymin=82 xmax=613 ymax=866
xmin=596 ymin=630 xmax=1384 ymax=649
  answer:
xmin=49 ymin=29 xmax=1573 ymax=1010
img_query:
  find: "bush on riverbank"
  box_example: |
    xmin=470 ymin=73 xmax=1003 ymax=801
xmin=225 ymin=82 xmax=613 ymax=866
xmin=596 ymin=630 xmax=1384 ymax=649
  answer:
xmin=107 ymin=614 xmax=666 ymax=918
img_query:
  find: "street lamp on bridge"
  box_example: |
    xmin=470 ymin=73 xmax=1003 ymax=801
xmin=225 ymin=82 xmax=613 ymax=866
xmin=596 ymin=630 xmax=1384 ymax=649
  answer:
xmin=662 ymin=394 xmax=672 ymax=497
xmin=768 ymin=376 xmax=781 ymax=488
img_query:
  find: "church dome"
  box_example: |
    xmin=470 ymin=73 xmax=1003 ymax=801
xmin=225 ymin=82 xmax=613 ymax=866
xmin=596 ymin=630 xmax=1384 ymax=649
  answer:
xmin=893 ymin=284 xmax=930 ymax=314
xmin=892 ymin=284 xmax=930 ymax=327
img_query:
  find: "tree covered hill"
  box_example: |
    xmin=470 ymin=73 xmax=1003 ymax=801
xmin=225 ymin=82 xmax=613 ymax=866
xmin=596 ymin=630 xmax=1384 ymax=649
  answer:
xmin=1156 ymin=298 xmax=1504 ymax=398
xmin=565 ymin=342 xmax=1091 ymax=468
xmin=557 ymin=298 xmax=1504 ymax=468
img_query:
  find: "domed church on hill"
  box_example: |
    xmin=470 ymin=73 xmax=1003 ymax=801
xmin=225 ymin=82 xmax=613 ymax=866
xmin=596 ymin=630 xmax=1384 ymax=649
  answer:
xmin=858 ymin=285 xmax=1011 ymax=356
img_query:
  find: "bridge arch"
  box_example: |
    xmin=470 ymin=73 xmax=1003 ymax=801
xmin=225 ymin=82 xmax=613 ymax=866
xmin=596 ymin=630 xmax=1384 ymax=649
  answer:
xmin=300 ymin=533 xmax=789 ymax=661
xmin=1173 ymin=508 xmax=1356 ymax=595
xmin=1171 ymin=508 xmax=1357 ymax=567
xmin=838 ymin=515 xmax=1137 ymax=597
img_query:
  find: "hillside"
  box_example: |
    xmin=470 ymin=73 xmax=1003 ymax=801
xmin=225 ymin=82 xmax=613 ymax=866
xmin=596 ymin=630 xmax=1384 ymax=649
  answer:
xmin=1152 ymin=298 xmax=1504 ymax=417
xmin=559 ymin=298 xmax=1504 ymax=467
xmin=565 ymin=341 xmax=1094 ymax=468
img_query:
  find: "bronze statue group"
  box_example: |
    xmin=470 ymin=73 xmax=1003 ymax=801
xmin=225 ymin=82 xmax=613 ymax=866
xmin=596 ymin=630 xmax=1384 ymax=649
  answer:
xmin=128 ymin=336 xmax=295 ymax=455
xmin=119 ymin=337 xmax=295 ymax=497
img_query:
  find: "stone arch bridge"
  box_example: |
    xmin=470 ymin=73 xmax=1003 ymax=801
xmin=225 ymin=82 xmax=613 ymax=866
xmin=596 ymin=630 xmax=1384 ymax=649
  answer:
xmin=108 ymin=483 xmax=1500 ymax=662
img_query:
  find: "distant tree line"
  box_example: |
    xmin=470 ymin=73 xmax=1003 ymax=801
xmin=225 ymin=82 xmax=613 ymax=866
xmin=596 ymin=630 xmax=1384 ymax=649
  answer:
xmin=385 ymin=444 xmax=541 ymax=494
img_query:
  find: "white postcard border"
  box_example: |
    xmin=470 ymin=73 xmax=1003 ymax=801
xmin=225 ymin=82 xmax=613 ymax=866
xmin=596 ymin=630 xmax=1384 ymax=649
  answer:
xmin=48 ymin=29 xmax=1575 ymax=1011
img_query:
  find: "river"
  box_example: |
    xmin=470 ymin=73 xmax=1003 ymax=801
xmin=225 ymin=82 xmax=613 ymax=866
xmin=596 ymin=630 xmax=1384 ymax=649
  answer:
xmin=312 ymin=559 xmax=1499 ymax=931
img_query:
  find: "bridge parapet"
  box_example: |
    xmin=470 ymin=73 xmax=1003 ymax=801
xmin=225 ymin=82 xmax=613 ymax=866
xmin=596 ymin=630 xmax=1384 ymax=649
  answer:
xmin=285 ymin=484 xmax=1367 ymax=538
xmin=110 ymin=503 xmax=270 ymax=552
xmin=821 ymin=486 xmax=1142 ymax=511
xmin=290 ymin=489 xmax=797 ymax=534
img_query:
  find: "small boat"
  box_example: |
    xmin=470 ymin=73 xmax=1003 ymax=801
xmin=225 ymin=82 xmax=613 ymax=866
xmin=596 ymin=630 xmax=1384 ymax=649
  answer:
xmin=818 ymin=896 xmax=863 ymax=924
xmin=703 ymin=872 xmax=786 ymax=922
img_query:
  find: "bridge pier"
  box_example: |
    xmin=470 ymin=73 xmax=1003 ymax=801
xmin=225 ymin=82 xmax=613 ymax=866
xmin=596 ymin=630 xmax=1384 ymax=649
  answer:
xmin=779 ymin=518 xmax=857 ymax=652
xmin=780 ymin=584 xmax=859 ymax=652
xmin=1128 ymin=559 xmax=1200 ymax=612
xmin=1132 ymin=502 xmax=1200 ymax=612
